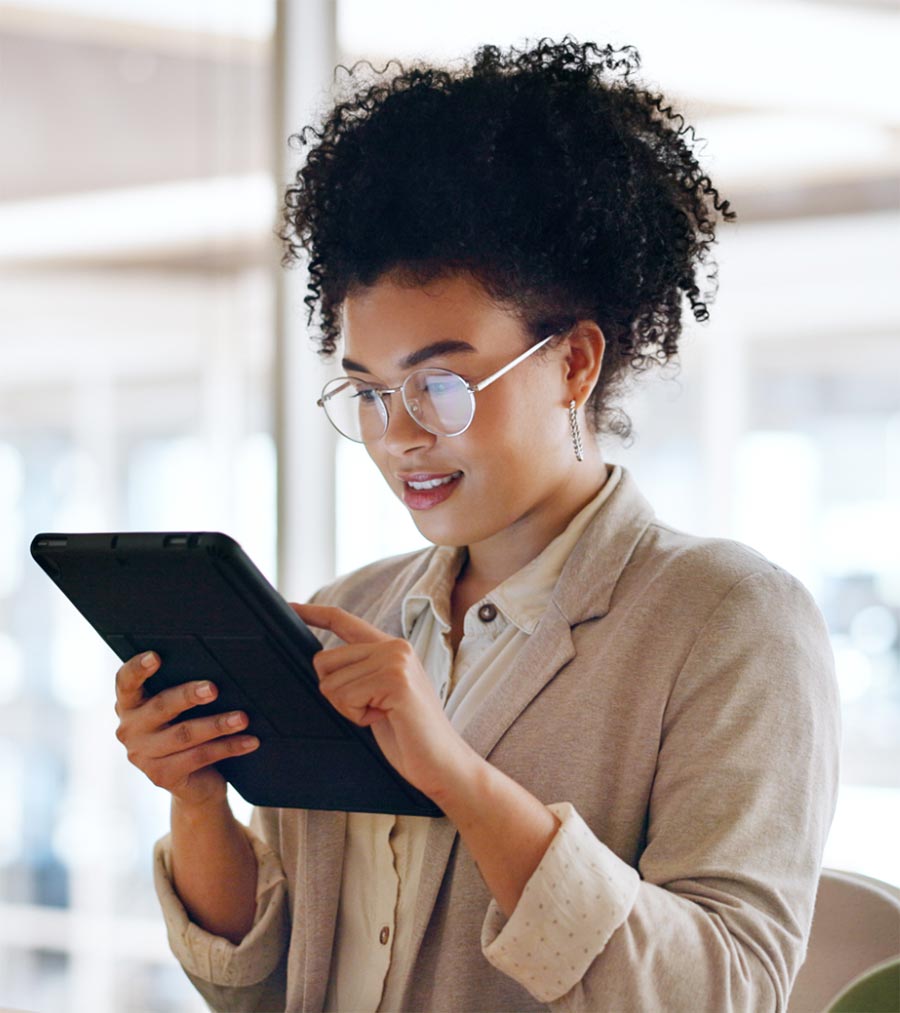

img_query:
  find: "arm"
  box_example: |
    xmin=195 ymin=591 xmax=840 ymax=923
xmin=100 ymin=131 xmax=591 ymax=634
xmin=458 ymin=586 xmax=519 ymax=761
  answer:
xmin=114 ymin=651 xmax=261 ymax=940
xmin=487 ymin=569 xmax=840 ymax=1012
xmin=115 ymin=653 xmax=290 ymax=1010
xmin=293 ymin=604 xmax=562 ymax=916
xmin=170 ymin=795 xmax=257 ymax=943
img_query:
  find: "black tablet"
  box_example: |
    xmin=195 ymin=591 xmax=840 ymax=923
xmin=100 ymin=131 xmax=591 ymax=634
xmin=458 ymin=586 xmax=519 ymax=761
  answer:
xmin=30 ymin=531 xmax=441 ymax=817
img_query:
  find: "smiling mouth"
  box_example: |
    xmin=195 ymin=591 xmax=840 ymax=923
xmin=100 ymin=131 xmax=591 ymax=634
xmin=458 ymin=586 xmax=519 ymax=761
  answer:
xmin=405 ymin=472 xmax=463 ymax=491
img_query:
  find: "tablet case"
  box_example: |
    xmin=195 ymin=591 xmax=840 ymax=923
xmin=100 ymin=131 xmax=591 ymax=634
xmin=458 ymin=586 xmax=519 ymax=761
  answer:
xmin=30 ymin=531 xmax=442 ymax=817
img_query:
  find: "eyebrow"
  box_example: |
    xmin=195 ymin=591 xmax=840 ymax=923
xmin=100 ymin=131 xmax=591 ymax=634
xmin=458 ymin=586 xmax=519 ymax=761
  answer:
xmin=342 ymin=339 xmax=477 ymax=376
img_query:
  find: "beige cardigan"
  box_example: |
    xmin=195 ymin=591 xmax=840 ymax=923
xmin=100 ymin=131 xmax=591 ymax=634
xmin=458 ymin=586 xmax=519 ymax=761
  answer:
xmin=158 ymin=468 xmax=840 ymax=1011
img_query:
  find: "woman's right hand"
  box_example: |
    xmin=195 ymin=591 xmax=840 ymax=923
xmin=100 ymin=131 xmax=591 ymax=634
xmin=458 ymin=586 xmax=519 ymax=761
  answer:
xmin=114 ymin=651 xmax=260 ymax=810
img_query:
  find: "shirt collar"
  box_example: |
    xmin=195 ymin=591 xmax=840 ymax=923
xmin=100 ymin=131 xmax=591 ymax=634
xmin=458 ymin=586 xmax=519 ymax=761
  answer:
xmin=401 ymin=544 xmax=465 ymax=638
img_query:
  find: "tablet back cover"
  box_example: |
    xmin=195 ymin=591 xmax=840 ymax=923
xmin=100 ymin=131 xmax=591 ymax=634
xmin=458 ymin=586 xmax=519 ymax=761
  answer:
xmin=31 ymin=532 xmax=442 ymax=817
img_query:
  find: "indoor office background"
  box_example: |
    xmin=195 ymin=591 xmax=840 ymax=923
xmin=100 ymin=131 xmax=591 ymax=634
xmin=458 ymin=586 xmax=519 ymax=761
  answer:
xmin=0 ymin=0 xmax=897 ymax=1010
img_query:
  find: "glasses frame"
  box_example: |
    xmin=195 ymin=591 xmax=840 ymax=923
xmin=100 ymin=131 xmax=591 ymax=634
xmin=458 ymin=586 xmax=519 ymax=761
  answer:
xmin=317 ymin=332 xmax=558 ymax=444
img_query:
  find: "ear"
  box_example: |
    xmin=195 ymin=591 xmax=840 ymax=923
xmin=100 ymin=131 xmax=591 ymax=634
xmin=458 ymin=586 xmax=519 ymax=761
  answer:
xmin=561 ymin=321 xmax=605 ymax=408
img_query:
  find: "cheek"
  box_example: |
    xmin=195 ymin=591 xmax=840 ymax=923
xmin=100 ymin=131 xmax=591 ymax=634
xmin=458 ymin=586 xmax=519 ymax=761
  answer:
xmin=484 ymin=385 xmax=566 ymax=451
xmin=364 ymin=442 xmax=394 ymax=486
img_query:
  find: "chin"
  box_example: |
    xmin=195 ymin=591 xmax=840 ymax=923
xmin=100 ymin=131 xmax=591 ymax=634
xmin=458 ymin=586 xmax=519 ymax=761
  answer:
xmin=410 ymin=515 xmax=472 ymax=548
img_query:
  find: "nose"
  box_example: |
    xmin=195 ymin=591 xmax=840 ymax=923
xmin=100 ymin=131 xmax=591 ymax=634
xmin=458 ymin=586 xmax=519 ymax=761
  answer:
xmin=381 ymin=396 xmax=436 ymax=455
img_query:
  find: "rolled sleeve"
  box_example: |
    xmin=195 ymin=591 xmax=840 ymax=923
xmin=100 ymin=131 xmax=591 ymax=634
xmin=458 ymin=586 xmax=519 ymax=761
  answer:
xmin=153 ymin=824 xmax=289 ymax=987
xmin=481 ymin=802 xmax=640 ymax=1003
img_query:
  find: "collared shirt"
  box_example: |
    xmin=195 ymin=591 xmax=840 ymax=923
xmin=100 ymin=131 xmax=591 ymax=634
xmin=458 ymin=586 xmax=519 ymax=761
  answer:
xmin=324 ymin=467 xmax=623 ymax=1012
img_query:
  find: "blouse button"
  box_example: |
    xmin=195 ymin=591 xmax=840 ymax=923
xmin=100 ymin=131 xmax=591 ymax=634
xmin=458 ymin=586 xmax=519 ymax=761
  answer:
xmin=379 ymin=926 xmax=390 ymax=945
xmin=478 ymin=603 xmax=497 ymax=623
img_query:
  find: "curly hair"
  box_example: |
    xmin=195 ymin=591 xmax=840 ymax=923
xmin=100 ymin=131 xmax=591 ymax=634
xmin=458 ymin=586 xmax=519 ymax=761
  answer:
xmin=280 ymin=38 xmax=734 ymax=438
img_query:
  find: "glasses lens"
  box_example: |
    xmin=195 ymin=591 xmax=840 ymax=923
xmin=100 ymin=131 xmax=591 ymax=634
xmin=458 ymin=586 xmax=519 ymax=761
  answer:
xmin=403 ymin=369 xmax=474 ymax=436
xmin=320 ymin=378 xmax=387 ymax=443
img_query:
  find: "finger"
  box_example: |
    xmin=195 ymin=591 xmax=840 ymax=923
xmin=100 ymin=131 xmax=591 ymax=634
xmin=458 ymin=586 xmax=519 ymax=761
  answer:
xmin=149 ymin=710 xmax=250 ymax=757
xmin=316 ymin=651 xmax=384 ymax=691
xmin=115 ymin=652 xmax=162 ymax=711
xmin=312 ymin=642 xmax=386 ymax=680
xmin=313 ymin=637 xmax=419 ymax=683
xmin=143 ymin=733 xmax=260 ymax=791
xmin=319 ymin=669 xmax=389 ymax=726
xmin=291 ymin=603 xmax=392 ymax=645
xmin=132 ymin=678 xmax=219 ymax=729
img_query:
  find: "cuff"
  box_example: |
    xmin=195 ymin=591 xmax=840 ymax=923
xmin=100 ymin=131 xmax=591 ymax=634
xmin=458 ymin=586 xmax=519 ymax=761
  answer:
xmin=481 ymin=802 xmax=640 ymax=1003
xmin=153 ymin=823 xmax=289 ymax=987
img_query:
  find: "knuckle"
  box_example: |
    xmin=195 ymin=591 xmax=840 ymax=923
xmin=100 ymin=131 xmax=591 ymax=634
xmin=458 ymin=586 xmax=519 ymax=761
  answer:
xmin=146 ymin=765 xmax=166 ymax=789
xmin=150 ymin=693 xmax=169 ymax=719
xmin=388 ymin=640 xmax=413 ymax=666
xmin=173 ymin=722 xmax=193 ymax=746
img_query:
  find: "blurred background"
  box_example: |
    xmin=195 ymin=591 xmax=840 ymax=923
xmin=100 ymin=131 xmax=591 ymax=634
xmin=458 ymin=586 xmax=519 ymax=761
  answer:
xmin=1 ymin=0 xmax=898 ymax=1010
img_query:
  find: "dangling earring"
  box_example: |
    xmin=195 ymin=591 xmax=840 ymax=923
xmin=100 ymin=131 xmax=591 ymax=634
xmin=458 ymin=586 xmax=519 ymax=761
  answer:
xmin=569 ymin=400 xmax=584 ymax=462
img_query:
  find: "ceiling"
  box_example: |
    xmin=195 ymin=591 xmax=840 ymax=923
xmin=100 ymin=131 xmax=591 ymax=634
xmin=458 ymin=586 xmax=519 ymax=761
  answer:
xmin=0 ymin=0 xmax=896 ymax=268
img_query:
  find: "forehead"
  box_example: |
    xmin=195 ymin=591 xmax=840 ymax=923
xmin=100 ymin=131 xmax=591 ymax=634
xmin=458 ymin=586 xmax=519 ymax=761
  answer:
xmin=341 ymin=273 xmax=524 ymax=367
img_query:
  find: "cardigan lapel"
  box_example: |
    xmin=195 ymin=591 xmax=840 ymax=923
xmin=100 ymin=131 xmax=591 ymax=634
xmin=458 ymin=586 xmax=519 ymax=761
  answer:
xmin=460 ymin=602 xmax=577 ymax=759
xmin=299 ymin=467 xmax=656 ymax=1007
xmin=398 ymin=469 xmax=656 ymax=985
xmin=398 ymin=604 xmax=578 ymax=994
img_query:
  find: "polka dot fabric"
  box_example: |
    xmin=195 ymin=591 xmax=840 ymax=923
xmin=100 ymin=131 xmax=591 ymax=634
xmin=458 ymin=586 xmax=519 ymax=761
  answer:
xmin=481 ymin=802 xmax=640 ymax=1003
xmin=154 ymin=828 xmax=289 ymax=987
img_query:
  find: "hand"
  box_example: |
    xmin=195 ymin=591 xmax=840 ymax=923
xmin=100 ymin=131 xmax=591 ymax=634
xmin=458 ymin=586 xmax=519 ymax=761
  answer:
xmin=114 ymin=652 xmax=259 ymax=810
xmin=292 ymin=603 xmax=472 ymax=800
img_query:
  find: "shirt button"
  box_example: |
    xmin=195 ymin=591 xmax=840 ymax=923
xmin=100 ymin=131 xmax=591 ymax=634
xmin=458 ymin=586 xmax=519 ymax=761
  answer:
xmin=379 ymin=925 xmax=390 ymax=945
xmin=478 ymin=603 xmax=497 ymax=623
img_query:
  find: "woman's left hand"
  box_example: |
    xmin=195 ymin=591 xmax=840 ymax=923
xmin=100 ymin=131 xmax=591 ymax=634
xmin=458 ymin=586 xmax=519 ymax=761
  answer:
xmin=293 ymin=602 xmax=561 ymax=916
xmin=291 ymin=603 xmax=472 ymax=800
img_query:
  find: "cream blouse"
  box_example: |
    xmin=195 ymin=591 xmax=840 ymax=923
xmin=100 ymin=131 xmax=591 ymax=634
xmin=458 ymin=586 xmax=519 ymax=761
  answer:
xmin=324 ymin=467 xmax=622 ymax=1011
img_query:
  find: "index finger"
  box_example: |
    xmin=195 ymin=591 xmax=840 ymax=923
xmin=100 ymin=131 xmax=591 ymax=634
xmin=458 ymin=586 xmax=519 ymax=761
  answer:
xmin=115 ymin=651 xmax=160 ymax=710
xmin=291 ymin=603 xmax=393 ymax=646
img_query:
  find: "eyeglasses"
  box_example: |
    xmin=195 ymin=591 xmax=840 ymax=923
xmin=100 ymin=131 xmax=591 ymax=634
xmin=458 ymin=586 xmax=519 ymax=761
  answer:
xmin=317 ymin=334 xmax=556 ymax=444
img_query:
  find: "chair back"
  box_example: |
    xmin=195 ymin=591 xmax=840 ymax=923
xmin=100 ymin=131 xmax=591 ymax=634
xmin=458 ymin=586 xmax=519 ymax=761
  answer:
xmin=788 ymin=869 xmax=900 ymax=1013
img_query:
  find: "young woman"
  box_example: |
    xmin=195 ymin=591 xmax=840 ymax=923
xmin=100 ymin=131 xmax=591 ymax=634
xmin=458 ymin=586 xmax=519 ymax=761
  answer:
xmin=114 ymin=40 xmax=840 ymax=1011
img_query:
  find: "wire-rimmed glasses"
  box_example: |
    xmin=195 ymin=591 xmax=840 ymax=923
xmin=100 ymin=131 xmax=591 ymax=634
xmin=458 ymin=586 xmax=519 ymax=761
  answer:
xmin=317 ymin=334 xmax=556 ymax=444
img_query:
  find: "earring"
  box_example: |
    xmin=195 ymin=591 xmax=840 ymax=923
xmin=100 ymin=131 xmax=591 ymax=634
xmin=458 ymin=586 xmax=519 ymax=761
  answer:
xmin=569 ymin=400 xmax=584 ymax=462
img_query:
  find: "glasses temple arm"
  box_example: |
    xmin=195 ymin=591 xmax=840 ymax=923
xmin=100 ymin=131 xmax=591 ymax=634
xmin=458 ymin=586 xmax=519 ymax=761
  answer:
xmin=468 ymin=333 xmax=556 ymax=392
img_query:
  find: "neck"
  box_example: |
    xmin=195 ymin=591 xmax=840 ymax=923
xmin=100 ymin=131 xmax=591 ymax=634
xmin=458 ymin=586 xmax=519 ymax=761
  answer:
xmin=461 ymin=453 xmax=609 ymax=592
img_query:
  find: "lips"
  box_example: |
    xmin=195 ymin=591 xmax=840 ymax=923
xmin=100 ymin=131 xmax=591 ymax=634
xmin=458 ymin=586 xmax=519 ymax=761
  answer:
xmin=399 ymin=471 xmax=463 ymax=510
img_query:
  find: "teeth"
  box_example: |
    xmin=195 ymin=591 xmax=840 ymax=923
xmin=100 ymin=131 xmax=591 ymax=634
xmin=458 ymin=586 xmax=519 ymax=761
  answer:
xmin=407 ymin=472 xmax=460 ymax=491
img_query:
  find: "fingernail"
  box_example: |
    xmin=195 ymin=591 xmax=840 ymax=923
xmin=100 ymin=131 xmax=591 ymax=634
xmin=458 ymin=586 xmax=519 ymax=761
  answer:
xmin=141 ymin=652 xmax=157 ymax=669
xmin=196 ymin=682 xmax=214 ymax=700
xmin=241 ymin=736 xmax=259 ymax=750
xmin=225 ymin=712 xmax=244 ymax=728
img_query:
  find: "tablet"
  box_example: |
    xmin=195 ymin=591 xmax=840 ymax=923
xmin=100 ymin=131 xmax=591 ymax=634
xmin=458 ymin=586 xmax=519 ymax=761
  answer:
xmin=30 ymin=531 xmax=442 ymax=817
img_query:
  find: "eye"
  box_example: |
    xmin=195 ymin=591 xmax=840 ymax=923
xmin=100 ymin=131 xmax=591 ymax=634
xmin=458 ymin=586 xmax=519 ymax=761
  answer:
xmin=423 ymin=375 xmax=462 ymax=398
xmin=347 ymin=380 xmax=385 ymax=405
xmin=352 ymin=387 xmax=381 ymax=404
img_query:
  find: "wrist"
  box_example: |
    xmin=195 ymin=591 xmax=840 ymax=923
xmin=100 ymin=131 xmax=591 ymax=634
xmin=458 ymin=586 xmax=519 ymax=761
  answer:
xmin=427 ymin=741 xmax=492 ymax=824
xmin=171 ymin=792 xmax=233 ymax=827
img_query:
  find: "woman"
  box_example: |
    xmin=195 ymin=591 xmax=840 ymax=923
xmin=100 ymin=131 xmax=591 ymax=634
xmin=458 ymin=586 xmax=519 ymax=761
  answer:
xmin=114 ymin=40 xmax=839 ymax=1011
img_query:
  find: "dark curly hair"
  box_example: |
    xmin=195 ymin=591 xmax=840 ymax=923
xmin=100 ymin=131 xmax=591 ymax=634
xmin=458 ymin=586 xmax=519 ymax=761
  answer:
xmin=280 ymin=38 xmax=734 ymax=438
